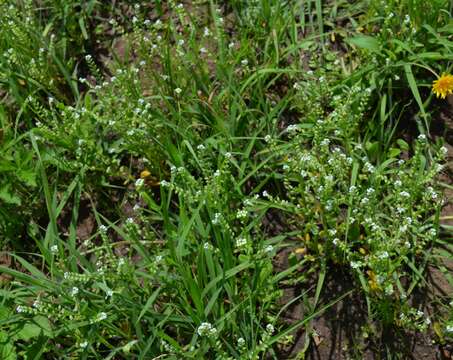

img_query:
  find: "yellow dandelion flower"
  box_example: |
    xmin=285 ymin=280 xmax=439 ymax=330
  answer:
xmin=432 ymin=73 xmax=453 ymax=99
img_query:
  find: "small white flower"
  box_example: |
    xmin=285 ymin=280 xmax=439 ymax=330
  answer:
xmin=79 ymin=341 xmax=88 ymax=349
xmin=213 ymin=170 xmax=221 ymax=177
xmin=197 ymin=144 xmax=206 ymax=151
xmin=225 ymin=152 xmax=232 ymax=159
xmin=197 ymin=322 xmax=217 ymax=337
xmin=418 ymin=134 xmax=427 ymax=141
xmin=237 ymin=337 xmax=245 ymax=346
xmin=364 ymin=162 xmax=375 ymax=173
xmin=200 ymin=47 xmax=207 ymax=53
xmin=16 ymin=305 xmax=25 ymax=313
xmin=236 ymin=237 xmax=247 ymax=248
xmin=264 ymin=245 xmax=274 ymax=254
xmin=212 ymin=213 xmax=221 ymax=225
xmin=50 ymin=245 xmax=58 ymax=254
xmin=241 ymin=59 xmax=248 ymax=66
xmin=400 ymin=191 xmax=410 ymax=198
xmin=135 ymin=178 xmax=145 ymax=188
xmin=97 ymin=312 xmax=107 ymax=321
xmin=264 ymin=135 xmax=272 ymax=143
xmin=446 ymin=325 xmax=453 ymax=333
xmin=395 ymin=180 xmax=402 ymax=187
xmin=106 ymin=289 xmax=113 ymax=298
xmin=266 ymin=324 xmax=275 ymax=334
xmin=174 ymin=88 xmax=182 ymax=94
xmin=99 ymin=225 xmax=108 ymax=233
xmin=320 ymin=138 xmax=330 ymax=147
xmin=71 ymin=287 xmax=79 ymax=296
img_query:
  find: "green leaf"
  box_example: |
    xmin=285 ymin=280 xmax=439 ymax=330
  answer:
xmin=388 ymin=148 xmax=401 ymax=158
xmin=16 ymin=169 xmax=37 ymax=187
xmin=0 ymin=331 xmax=16 ymax=360
xmin=396 ymin=139 xmax=409 ymax=150
xmin=347 ymin=35 xmax=380 ymax=52
xmin=0 ymin=185 xmax=21 ymax=205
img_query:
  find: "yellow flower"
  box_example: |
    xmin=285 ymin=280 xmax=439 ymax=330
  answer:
xmin=432 ymin=73 xmax=453 ymax=99
xmin=140 ymin=170 xmax=151 ymax=179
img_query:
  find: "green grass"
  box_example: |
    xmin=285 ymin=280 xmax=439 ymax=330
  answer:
xmin=0 ymin=0 xmax=452 ymax=359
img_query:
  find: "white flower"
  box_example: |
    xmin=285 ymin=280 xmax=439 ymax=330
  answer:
xmin=286 ymin=124 xmax=298 ymax=132
xmin=97 ymin=312 xmax=107 ymax=321
xmin=200 ymin=47 xmax=207 ymax=53
xmin=418 ymin=134 xmax=426 ymax=141
xmin=400 ymin=191 xmax=410 ymax=198
xmin=99 ymin=225 xmax=108 ymax=233
xmin=197 ymin=322 xmax=217 ymax=338
xmin=135 ymin=178 xmax=145 ymax=188
xmin=264 ymin=245 xmax=274 ymax=254
xmin=378 ymin=251 xmax=389 ymax=259
xmin=225 ymin=152 xmax=232 ymax=159
xmin=364 ymin=162 xmax=375 ymax=173
xmin=395 ymin=180 xmax=402 ymax=187
xmin=50 ymin=245 xmax=58 ymax=254
xmin=333 ymin=238 xmax=340 ymax=246
xmin=106 ymin=289 xmax=113 ymax=298
xmin=212 ymin=213 xmax=221 ymax=225
xmin=174 ymin=88 xmax=182 ymax=94
xmin=264 ymin=135 xmax=272 ymax=143
xmin=79 ymin=341 xmax=88 ymax=349
xmin=71 ymin=287 xmax=79 ymax=296
xmin=197 ymin=144 xmax=205 ymax=151
xmin=236 ymin=209 xmax=247 ymax=219
xmin=446 ymin=325 xmax=453 ymax=333
xmin=320 ymin=138 xmax=330 ymax=147
xmin=266 ymin=324 xmax=275 ymax=334
xmin=16 ymin=305 xmax=25 ymax=313
xmin=237 ymin=337 xmax=245 ymax=347
xmin=236 ymin=237 xmax=247 ymax=248
xmin=241 ymin=59 xmax=248 ymax=66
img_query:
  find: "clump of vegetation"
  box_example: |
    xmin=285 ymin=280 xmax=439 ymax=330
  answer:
xmin=0 ymin=0 xmax=452 ymax=359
